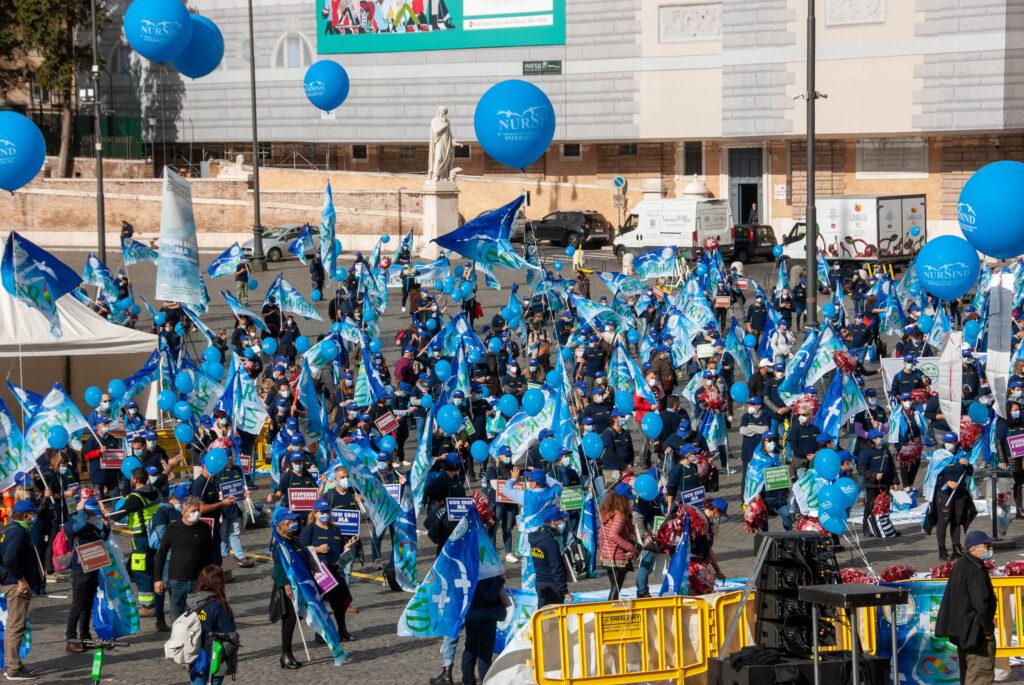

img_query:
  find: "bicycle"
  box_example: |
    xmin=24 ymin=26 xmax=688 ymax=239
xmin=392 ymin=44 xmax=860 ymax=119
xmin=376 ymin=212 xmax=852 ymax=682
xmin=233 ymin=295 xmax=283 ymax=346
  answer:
xmin=67 ymin=638 xmax=131 ymax=684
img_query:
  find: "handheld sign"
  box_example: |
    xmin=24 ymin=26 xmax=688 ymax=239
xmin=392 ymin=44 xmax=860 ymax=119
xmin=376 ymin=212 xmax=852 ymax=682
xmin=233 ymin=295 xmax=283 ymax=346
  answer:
xmin=288 ymin=488 xmax=319 ymax=511
xmin=309 ymin=552 xmax=339 ymax=594
xmin=681 ymin=486 xmax=706 ymax=506
xmin=446 ymin=497 xmax=475 ymax=522
xmin=384 ymin=483 xmax=401 ymax=504
xmin=76 ymin=540 xmax=110 ymax=573
xmin=715 ymin=295 xmax=731 ymax=309
xmin=100 ymin=450 xmax=126 ymax=470
xmin=764 ymin=466 xmax=791 ymax=491
xmin=1009 ymin=434 xmax=1024 ymax=459
xmin=331 ymin=509 xmax=361 ymax=536
xmin=696 ymin=344 xmax=714 ymax=359
xmin=495 ymin=480 xmax=524 ymax=504
xmin=375 ymin=411 xmax=399 ymax=435
xmin=238 ymin=454 xmax=253 ymax=475
xmin=560 ymin=486 xmax=585 ymax=511
xmin=219 ymin=478 xmax=246 ymax=501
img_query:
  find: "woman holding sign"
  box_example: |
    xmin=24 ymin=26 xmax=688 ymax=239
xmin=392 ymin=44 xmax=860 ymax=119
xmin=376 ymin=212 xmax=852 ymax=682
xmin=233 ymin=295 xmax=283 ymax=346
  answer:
xmin=300 ymin=499 xmax=358 ymax=643
xmin=62 ymin=497 xmax=111 ymax=653
xmin=996 ymin=399 xmax=1024 ymax=520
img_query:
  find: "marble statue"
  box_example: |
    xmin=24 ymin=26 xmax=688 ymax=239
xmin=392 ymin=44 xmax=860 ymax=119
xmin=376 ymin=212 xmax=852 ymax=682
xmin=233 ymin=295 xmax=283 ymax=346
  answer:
xmin=427 ymin=106 xmax=457 ymax=181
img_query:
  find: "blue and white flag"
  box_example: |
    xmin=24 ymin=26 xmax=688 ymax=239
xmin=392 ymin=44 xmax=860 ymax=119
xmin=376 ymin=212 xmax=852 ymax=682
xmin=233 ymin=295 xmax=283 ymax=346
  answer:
xmin=925 ymin=303 xmax=952 ymax=353
xmin=677 ymin=277 xmax=716 ymax=332
xmin=181 ymin=305 xmax=217 ymax=344
xmin=569 ymin=294 xmax=621 ymax=330
xmin=393 ymin=485 xmax=418 ymax=592
xmin=155 ymin=169 xmax=203 ymax=306
xmin=397 ymin=510 xmax=502 ymax=639
xmin=289 ymin=224 xmax=313 ymax=265
xmin=302 ymin=333 xmax=343 ymax=375
xmin=524 ymin=241 xmax=541 ymax=286
xmin=434 ymin=196 xmax=538 ymax=271
xmin=206 ymin=243 xmax=244 ymax=279
xmin=475 ymin=261 xmax=501 ymax=290
xmin=221 ymin=290 xmax=270 ymax=333
xmin=82 ymin=253 xmax=119 ymax=301
xmin=778 ymin=327 xmax=820 ymax=406
xmin=218 ymin=354 xmax=269 ymax=435
xmin=5 ymin=381 xmax=42 ymax=416
xmin=659 ymin=514 xmax=691 ymax=596
xmin=816 ymin=251 xmax=831 ymax=290
xmin=425 ymin=313 xmax=487 ymax=358
xmin=1 ymin=232 xmax=83 ymax=338
xmin=807 ymin=324 xmax=843 ymax=386
xmin=265 ymin=274 xmax=323 ymax=321
xmin=329 ymin=444 xmax=401 ymax=536
xmin=319 ymin=181 xmax=337 ymax=283
xmin=576 ymin=489 xmax=599 ymax=579
xmin=633 ymin=247 xmax=677 ymax=281
xmin=297 ymin=359 xmax=325 ymax=443
xmin=410 ymin=409 xmax=435 ymax=518
xmin=609 ymin=342 xmax=657 ymax=405
xmin=699 ymin=410 xmax=727 ymax=449
xmin=662 ymin=310 xmax=697 ymax=367
xmin=725 ymin=317 xmax=754 ymax=380
xmin=353 ymin=345 xmax=393 ymax=406
xmin=744 ymin=446 xmax=783 ymax=503
xmin=272 ymin=529 xmax=347 ymax=665
xmin=813 ymin=371 xmax=865 ymax=444
xmin=0 ymin=398 xmax=26 ymax=492
xmin=120 ymin=236 xmax=158 ymax=266
xmin=23 ymin=382 xmax=91 ymax=459
xmin=598 ymin=272 xmax=646 ymax=298
xmin=488 ymin=390 xmax=556 ymax=465
xmin=92 ymin=539 xmax=139 ymax=639
xmin=117 ymin=350 xmax=160 ymax=414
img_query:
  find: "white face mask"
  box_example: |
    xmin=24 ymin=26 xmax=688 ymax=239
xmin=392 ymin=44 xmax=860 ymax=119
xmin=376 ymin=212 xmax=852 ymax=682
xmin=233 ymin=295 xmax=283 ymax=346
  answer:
xmin=279 ymin=390 xmax=290 ymax=399
xmin=904 ymin=364 xmax=913 ymax=371
xmin=128 ymin=408 xmax=138 ymax=416
xmin=1014 ymin=410 xmax=1021 ymax=420
xmin=775 ymin=372 xmax=784 ymax=380
xmin=748 ymin=406 xmax=759 ymax=415
xmin=902 ymin=401 xmax=912 ymax=409
xmin=868 ymin=398 xmax=877 ymax=406
xmin=148 ymin=475 xmax=158 ymax=484
xmin=798 ymin=415 xmax=809 ymax=425
xmin=98 ymin=426 xmax=109 ymax=436
xmin=500 ymin=456 xmax=511 ymax=464
xmin=764 ymin=441 xmax=776 ymax=452
xmin=583 ymin=425 xmax=594 ymax=432
xmin=338 ymin=477 xmax=350 ymax=490
xmin=146 ymin=441 xmax=157 ymax=449
xmin=100 ymin=401 xmax=110 ymax=411
xmin=185 ymin=511 xmax=200 ymax=524
xmin=647 ymin=378 xmax=657 ymax=387
xmin=218 ymin=418 xmax=228 ymax=426
xmin=944 ymin=442 xmax=956 ymax=452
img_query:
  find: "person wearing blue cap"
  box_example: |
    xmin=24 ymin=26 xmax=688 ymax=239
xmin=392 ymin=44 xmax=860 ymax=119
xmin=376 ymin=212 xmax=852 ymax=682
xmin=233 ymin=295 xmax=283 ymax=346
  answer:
xmin=739 ymin=396 xmax=771 ymax=490
xmin=0 ymin=500 xmax=41 ymax=679
xmin=271 ymin=510 xmax=306 ymax=669
xmin=935 ymin=529 xmax=997 ymax=684
xmin=664 ymin=445 xmax=701 ymax=513
xmin=424 ymin=454 xmax=468 ymax=554
xmin=600 ymin=410 xmax=634 ymax=486
xmin=122 ymin=399 xmax=146 ymax=437
xmin=891 ymin=355 xmax=925 ymax=400
xmin=892 ymin=390 xmax=923 ymax=489
xmin=853 ymin=388 xmax=889 ymax=452
xmin=391 ymin=381 xmax=414 ymax=464
xmin=139 ymin=429 xmax=170 ymax=476
xmin=484 ymin=447 xmax=518 ymax=563
xmin=300 ymin=500 xmax=358 ymax=641
xmin=62 ymin=496 xmax=111 ymax=651
xmin=925 ymin=433 xmax=976 ymax=560
xmin=501 ymin=358 xmax=526 ymax=400
xmin=856 ymin=428 xmax=895 ymax=536
xmin=786 ymin=407 xmax=821 ymax=476
xmin=598 ymin=483 xmax=638 ymax=600
xmin=576 ymin=334 xmax=608 ymax=394
xmin=996 ymin=393 xmax=1024 ymax=520
xmin=582 ymin=388 xmax=612 ymax=434
xmin=745 ymin=292 xmax=768 ymax=346
xmin=323 ymin=464 xmax=362 ymax=589
xmin=267 ymin=440 xmax=318 ymax=514
xmin=149 ymin=483 xmax=191 ymax=631
xmin=80 ymin=416 xmax=121 ymax=499
xmin=529 ymin=507 xmax=571 ymax=609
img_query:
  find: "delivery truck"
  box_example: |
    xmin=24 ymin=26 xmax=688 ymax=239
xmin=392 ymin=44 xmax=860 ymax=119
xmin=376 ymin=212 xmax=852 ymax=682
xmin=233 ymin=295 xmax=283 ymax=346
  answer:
xmin=781 ymin=194 xmax=926 ymax=263
xmin=614 ymin=198 xmax=734 ymax=261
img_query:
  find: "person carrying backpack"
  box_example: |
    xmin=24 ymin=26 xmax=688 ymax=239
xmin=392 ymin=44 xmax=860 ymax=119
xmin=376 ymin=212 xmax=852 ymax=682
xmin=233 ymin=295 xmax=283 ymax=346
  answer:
xmin=150 ymin=484 xmax=189 ymax=632
xmin=185 ymin=565 xmax=238 ymax=685
xmin=62 ymin=497 xmax=111 ymax=653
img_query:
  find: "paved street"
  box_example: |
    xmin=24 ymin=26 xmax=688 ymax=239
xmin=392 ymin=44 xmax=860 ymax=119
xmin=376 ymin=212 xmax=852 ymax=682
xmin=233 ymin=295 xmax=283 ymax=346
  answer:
xmin=21 ymin=246 xmax=1017 ymax=684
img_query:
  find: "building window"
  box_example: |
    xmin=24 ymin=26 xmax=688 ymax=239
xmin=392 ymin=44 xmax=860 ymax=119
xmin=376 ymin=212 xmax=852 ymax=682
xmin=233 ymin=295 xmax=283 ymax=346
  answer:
xmin=619 ymin=143 xmax=638 ymax=156
xmin=273 ymin=34 xmax=313 ymax=69
xmin=257 ymin=142 xmax=272 ymax=163
xmin=401 ymin=145 xmax=417 ymax=159
xmin=454 ymin=144 xmax=471 ymax=160
xmin=683 ymin=141 xmax=703 ymax=176
xmin=352 ymin=144 xmax=369 ymax=162
xmin=561 ymin=143 xmax=582 ymax=160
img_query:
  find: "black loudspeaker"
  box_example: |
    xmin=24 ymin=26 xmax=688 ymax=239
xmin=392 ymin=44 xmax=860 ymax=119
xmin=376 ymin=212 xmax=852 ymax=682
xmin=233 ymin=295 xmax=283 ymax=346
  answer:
xmin=753 ymin=532 xmax=839 ymax=655
xmin=708 ymin=652 xmax=889 ymax=685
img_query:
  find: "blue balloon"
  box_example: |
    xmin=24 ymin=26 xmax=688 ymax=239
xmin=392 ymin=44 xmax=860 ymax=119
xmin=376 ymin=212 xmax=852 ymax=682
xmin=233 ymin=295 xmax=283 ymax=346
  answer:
xmin=174 ymin=373 xmax=194 ymax=394
xmin=437 ymin=404 xmax=463 ymax=435
xmin=295 ymin=336 xmax=311 ymax=353
xmin=916 ymin=314 xmax=934 ymax=334
xmin=695 ymin=264 xmax=707 ymax=277
xmin=173 ymin=401 xmax=192 ymax=421
xmin=0 ymin=112 xmax=45 ymax=192
xmin=498 ymin=393 xmax=518 ymax=418
xmin=583 ymin=432 xmax=603 ymax=459
xmin=822 ymin=302 xmax=837 ymax=319
xmin=204 ymin=347 xmax=221 ymax=363
xmin=627 ymin=329 xmax=640 ymax=345
xmin=379 ymin=435 xmax=396 ymax=453
xmin=818 ymin=483 xmax=846 ymax=516
xmin=120 ymin=456 xmax=142 ymax=480
xmin=204 ymin=448 xmax=228 ymax=476
xmin=566 ymin=245 xmax=576 ymax=257
xmin=819 ymin=509 xmax=847 ymax=536
xmin=130 ymin=304 xmax=142 ymax=316
xmin=248 ymin=278 xmax=258 ymax=290
xmin=743 ymin=333 xmax=757 ymax=348
xmin=321 ymin=340 xmax=339 ymax=362
xmin=435 ymin=360 xmax=452 ymax=382
xmin=370 ymin=338 xmax=383 ymax=354
xmin=174 ymin=422 xmax=194 ymax=444
xmin=435 ymin=279 xmax=445 ymax=292
xmin=170 ymin=14 xmax=223 ymax=78
xmin=460 ymin=282 xmax=474 ymax=300
xmin=262 ymin=338 xmax=278 ymax=356
xmin=836 ymin=476 xmax=859 ymax=508
xmin=107 ymin=379 xmax=127 ymax=400
xmin=426 ymin=318 xmax=438 ymax=331
xmin=154 ymin=312 xmax=167 ymax=326
xmin=84 ymin=386 xmax=103 ymax=408
xmin=243 ymin=347 xmax=256 ymax=359
xmin=969 ymin=401 xmax=989 ymax=425
xmin=122 ymin=0 xmax=192 ymax=63
xmin=633 ymin=473 xmax=659 ymax=501
xmin=331 ymin=322 xmax=344 ymax=334
xmin=641 ymin=413 xmax=663 ymax=439
xmin=303 ymin=60 xmax=350 ymax=112
xmin=311 ymin=289 xmax=322 ymax=302
xmin=560 ymin=347 xmax=573 ymax=361
xmin=916 ymin=235 xmax=981 ymax=301
xmin=420 ymin=395 xmax=434 ymax=410
xmin=522 ymin=388 xmax=545 ymax=417
xmin=730 ymin=382 xmax=749 ymax=404
xmin=539 ymin=438 xmax=559 ymax=462
xmin=334 ymin=268 xmax=346 ymax=281
xmin=553 ymin=260 xmax=563 ymax=271
xmin=471 ymin=440 xmax=489 ymax=463
xmin=814 ymin=449 xmax=841 ymax=481
xmin=468 ymin=349 xmax=482 ymax=363
xmin=545 ymin=370 xmax=560 ymax=387
xmin=157 ymin=389 xmax=176 ymax=411
xmin=203 ymin=361 xmax=224 ymax=381
xmin=614 ymin=390 xmax=634 ymax=414
xmin=488 ymin=337 xmax=502 ymax=353
xmin=474 ymin=79 xmax=555 ymax=170
xmin=47 ymin=425 xmax=69 ymax=450
xmin=910 ymin=226 xmax=921 ymax=237
xmin=964 ymin=319 xmax=982 ymax=345
xmin=381 ymin=235 xmax=391 ymax=244
xmin=772 ymin=245 xmax=784 ymax=258
xmin=959 ymin=160 xmax=1024 ymax=259
xmin=334 ymin=238 xmax=343 ymax=256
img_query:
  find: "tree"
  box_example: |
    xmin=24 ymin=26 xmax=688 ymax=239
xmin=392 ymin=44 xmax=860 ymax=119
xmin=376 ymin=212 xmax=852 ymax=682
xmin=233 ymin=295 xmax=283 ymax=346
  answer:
xmin=0 ymin=0 xmax=26 ymax=96
xmin=15 ymin=0 xmax=103 ymax=177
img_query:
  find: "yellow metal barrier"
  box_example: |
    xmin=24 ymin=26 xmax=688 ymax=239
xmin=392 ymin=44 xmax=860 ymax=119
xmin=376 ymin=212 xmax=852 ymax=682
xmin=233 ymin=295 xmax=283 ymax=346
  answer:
xmin=992 ymin=577 xmax=1024 ymax=656
xmin=707 ymin=591 xmax=753 ymax=658
xmin=530 ymin=596 xmax=709 ymax=685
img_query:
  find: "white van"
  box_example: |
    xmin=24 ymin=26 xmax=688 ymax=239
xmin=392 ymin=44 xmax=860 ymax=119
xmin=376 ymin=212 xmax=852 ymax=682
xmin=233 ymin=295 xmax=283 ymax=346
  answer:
xmin=614 ymin=198 xmax=734 ymax=260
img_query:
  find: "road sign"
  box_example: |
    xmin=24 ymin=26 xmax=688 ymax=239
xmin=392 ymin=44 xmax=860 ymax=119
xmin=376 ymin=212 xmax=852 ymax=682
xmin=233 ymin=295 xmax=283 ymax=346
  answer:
xmin=613 ymin=176 xmax=626 ymax=189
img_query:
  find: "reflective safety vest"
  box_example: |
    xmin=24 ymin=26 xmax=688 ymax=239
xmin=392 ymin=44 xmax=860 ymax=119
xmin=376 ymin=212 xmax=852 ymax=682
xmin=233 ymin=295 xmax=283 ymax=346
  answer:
xmin=126 ymin=492 xmax=161 ymax=550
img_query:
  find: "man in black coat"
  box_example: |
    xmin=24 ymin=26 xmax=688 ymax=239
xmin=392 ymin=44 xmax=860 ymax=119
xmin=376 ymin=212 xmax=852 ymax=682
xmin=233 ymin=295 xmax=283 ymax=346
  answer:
xmin=529 ymin=508 xmax=570 ymax=608
xmin=936 ymin=529 xmax=997 ymax=685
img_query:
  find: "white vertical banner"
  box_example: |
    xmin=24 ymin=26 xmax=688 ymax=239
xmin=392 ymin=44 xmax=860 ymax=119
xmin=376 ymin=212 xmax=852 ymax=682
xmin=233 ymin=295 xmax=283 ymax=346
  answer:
xmin=155 ymin=167 xmax=202 ymax=305
xmin=986 ymin=271 xmax=1013 ymax=418
xmin=936 ymin=331 xmax=963 ymax=432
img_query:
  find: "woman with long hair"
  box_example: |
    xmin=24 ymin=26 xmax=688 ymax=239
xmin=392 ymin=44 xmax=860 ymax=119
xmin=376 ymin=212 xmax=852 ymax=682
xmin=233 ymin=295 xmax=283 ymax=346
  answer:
xmin=271 ymin=512 xmax=304 ymax=669
xmin=299 ymin=499 xmax=358 ymax=642
xmin=598 ymin=483 xmax=639 ymax=600
xmin=186 ymin=565 xmax=238 ymax=685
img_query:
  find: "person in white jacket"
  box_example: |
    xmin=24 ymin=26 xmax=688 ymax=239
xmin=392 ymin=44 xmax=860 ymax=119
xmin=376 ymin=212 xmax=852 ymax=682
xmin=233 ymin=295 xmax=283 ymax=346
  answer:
xmin=769 ymin=321 xmax=798 ymax=364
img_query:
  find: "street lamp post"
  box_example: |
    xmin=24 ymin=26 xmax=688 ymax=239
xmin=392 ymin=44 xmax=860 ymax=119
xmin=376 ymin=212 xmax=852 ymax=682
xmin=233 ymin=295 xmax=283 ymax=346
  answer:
xmin=247 ymin=0 xmax=266 ymax=271
xmin=90 ymin=0 xmax=106 ymax=263
xmin=804 ymin=0 xmax=819 ymax=329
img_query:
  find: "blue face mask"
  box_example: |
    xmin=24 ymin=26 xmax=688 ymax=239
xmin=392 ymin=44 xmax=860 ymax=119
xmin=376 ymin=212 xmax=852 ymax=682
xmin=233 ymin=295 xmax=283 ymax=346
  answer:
xmin=317 ymin=513 xmax=331 ymax=524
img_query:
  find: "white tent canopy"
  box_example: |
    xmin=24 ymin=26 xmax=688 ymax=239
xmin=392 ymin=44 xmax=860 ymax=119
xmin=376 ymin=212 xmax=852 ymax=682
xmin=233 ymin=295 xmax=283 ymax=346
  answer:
xmin=0 ymin=289 xmax=158 ymax=419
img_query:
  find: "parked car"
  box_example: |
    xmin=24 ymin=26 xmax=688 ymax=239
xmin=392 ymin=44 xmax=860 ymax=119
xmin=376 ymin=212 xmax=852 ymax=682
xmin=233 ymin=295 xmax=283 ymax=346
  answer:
xmin=527 ymin=210 xmax=615 ymax=247
xmin=731 ymin=224 xmax=777 ymax=263
xmin=241 ymin=223 xmax=316 ymax=263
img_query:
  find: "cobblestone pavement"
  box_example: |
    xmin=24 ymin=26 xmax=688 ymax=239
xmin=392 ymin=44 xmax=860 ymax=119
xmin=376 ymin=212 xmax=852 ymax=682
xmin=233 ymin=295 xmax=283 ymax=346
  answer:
xmin=21 ymin=248 xmax=1017 ymax=684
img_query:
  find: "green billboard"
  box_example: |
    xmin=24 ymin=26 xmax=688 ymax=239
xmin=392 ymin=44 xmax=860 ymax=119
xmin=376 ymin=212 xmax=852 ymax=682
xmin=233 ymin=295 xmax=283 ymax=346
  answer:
xmin=317 ymin=0 xmax=565 ymax=54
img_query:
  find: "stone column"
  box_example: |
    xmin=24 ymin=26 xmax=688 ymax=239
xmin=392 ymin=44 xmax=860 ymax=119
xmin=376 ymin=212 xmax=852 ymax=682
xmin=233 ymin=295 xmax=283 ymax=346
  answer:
xmin=419 ymin=178 xmax=460 ymax=259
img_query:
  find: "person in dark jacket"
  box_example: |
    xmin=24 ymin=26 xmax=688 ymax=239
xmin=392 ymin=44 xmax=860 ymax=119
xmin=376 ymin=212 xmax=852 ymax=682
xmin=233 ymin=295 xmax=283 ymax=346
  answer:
xmin=856 ymin=429 xmax=896 ymax=535
xmin=600 ymin=409 xmax=634 ymax=484
xmin=529 ymin=508 xmax=570 ymax=608
xmin=932 ymin=433 xmax=977 ymax=560
xmin=460 ymin=573 xmax=507 ymax=685
xmin=186 ymin=565 xmax=238 ymax=685
xmin=271 ymin=513 xmax=304 ymax=670
xmin=63 ymin=497 xmax=111 ymax=652
xmin=80 ymin=417 xmax=121 ymax=499
xmin=738 ymin=397 xmax=771 ymax=491
xmin=424 ymin=453 xmax=468 ymax=554
xmin=935 ymin=530 xmax=997 ymax=685
xmin=0 ymin=500 xmax=42 ymax=679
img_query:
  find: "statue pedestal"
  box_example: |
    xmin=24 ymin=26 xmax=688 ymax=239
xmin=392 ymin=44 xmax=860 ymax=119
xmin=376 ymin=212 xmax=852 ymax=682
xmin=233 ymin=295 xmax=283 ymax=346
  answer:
xmin=419 ymin=179 xmax=459 ymax=260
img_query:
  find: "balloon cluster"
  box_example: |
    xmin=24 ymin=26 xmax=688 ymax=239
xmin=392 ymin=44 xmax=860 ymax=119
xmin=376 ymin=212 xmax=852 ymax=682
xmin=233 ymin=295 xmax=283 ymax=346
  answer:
xmin=123 ymin=0 xmax=223 ymax=78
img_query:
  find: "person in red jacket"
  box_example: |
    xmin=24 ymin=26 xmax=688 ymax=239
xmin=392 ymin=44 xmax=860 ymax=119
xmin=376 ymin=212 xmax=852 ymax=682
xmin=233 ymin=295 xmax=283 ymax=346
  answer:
xmin=633 ymin=369 xmax=665 ymax=425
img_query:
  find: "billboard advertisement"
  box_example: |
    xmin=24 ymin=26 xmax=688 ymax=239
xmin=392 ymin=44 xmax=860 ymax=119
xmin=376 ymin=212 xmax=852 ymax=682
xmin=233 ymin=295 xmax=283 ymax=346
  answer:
xmin=317 ymin=0 xmax=565 ymax=53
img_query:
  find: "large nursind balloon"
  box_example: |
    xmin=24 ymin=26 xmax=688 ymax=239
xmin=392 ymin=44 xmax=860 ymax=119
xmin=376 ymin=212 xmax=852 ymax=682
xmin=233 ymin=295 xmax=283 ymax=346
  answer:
xmin=915 ymin=235 xmax=980 ymax=301
xmin=304 ymin=60 xmax=350 ymax=111
xmin=958 ymin=160 xmax=1024 ymax=259
xmin=171 ymin=14 xmax=224 ymax=78
xmin=0 ymin=112 xmax=46 ymax=192
xmin=123 ymin=0 xmax=193 ymax=63
xmin=474 ymin=79 xmax=555 ymax=170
